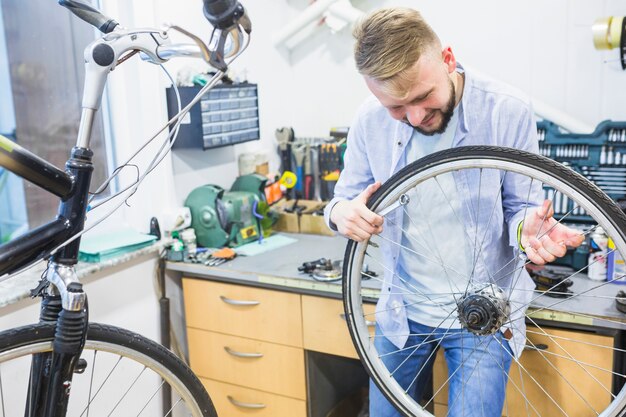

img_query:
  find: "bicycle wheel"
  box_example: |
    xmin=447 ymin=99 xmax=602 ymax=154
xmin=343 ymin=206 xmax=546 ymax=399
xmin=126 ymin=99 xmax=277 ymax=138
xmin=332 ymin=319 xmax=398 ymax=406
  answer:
xmin=0 ymin=322 xmax=217 ymax=417
xmin=343 ymin=146 xmax=626 ymax=417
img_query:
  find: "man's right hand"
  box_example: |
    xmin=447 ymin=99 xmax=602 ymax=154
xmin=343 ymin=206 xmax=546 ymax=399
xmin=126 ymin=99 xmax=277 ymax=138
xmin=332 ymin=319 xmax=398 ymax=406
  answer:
xmin=330 ymin=182 xmax=384 ymax=241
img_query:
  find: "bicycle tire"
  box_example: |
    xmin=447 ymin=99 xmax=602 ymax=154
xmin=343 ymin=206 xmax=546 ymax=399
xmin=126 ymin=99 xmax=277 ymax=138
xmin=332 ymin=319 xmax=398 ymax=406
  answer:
xmin=343 ymin=146 xmax=626 ymax=417
xmin=0 ymin=322 xmax=217 ymax=417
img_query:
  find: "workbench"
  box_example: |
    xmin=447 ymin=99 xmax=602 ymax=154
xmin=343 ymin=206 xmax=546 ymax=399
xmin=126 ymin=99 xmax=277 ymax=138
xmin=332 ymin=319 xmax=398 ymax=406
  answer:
xmin=166 ymin=232 xmax=626 ymax=417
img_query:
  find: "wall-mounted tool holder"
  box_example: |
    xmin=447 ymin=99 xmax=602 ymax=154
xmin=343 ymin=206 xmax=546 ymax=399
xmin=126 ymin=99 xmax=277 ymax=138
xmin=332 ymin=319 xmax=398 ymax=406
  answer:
xmin=537 ymin=119 xmax=626 ymax=224
xmin=275 ymin=127 xmax=347 ymax=201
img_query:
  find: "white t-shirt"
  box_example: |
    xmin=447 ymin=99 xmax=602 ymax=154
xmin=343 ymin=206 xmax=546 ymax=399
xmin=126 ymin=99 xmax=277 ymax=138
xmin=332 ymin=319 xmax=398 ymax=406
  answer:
xmin=396 ymin=108 xmax=473 ymax=328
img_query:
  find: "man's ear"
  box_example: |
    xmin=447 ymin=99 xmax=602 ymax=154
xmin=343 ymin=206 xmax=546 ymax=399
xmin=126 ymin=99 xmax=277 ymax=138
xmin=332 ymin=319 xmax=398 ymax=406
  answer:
xmin=441 ymin=46 xmax=456 ymax=73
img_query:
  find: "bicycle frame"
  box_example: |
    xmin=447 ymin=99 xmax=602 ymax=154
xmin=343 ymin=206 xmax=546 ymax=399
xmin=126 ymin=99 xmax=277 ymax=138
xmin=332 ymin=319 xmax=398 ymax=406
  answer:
xmin=0 ymin=1 xmax=250 ymax=414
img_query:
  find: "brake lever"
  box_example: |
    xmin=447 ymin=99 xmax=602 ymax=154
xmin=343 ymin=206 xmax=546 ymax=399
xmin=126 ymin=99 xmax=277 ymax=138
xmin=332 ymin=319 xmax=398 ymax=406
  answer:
xmin=166 ymin=24 xmax=212 ymax=64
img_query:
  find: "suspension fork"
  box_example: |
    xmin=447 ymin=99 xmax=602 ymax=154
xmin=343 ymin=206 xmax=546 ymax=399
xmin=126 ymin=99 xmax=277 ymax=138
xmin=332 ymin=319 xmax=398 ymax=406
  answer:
xmin=26 ymin=263 xmax=89 ymax=417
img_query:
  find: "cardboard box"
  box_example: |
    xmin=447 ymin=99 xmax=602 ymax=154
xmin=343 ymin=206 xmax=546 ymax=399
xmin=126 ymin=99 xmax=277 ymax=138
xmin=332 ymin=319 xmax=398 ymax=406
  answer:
xmin=271 ymin=199 xmax=321 ymax=233
xmin=300 ymin=202 xmax=335 ymax=237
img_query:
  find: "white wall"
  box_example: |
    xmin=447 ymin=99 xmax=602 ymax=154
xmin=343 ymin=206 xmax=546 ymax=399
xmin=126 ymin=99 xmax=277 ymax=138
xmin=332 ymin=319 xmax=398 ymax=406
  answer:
xmin=96 ymin=0 xmax=626 ymax=230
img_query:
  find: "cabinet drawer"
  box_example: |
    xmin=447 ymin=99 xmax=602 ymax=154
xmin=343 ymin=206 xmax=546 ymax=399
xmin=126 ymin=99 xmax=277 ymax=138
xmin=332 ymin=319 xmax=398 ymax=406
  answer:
xmin=432 ymin=326 xmax=614 ymax=417
xmin=302 ymin=295 xmax=376 ymax=359
xmin=188 ymin=328 xmax=306 ymax=400
xmin=505 ymin=326 xmax=613 ymax=417
xmin=183 ymin=278 xmax=303 ymax=347
xmin=201 ymin=378 xmax=307 ymax=417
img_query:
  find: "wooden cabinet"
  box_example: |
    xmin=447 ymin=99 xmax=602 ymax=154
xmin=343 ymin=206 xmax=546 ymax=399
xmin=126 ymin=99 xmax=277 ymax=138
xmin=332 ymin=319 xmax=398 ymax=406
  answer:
xmin=302 ymin=295 xmax=375 ymax=359
xmin=184 ymin=278 xmax=306 ymax=417
xmin=183 ymin=277 xmax=618 ymax=417
xmin=184 ymin=279 xmax=302 ymax=347
xmin=432 ymin=326 xmax=614 ymax=417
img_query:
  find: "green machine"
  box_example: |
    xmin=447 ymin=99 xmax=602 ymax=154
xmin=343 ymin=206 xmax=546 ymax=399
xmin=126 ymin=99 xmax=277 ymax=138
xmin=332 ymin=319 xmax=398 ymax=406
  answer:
xmin=185 ymin=174 xmax=270 ymax=248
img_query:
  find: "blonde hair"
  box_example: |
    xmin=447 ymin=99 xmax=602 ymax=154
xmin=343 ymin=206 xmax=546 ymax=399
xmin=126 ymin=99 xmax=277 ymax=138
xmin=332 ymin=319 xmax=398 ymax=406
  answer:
xmin=353 ymin=8 xmax=441 ymax=96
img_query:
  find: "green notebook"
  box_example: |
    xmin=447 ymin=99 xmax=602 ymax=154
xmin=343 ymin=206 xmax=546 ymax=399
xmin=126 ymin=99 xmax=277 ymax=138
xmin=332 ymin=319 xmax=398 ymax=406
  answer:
xmin=79 ymin=230 xmax=158 ymax=263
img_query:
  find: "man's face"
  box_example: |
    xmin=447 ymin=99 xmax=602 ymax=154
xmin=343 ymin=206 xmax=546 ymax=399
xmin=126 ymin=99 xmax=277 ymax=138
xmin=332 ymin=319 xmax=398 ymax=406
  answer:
xmin=365 ymin=52 xmax=457 ymax=136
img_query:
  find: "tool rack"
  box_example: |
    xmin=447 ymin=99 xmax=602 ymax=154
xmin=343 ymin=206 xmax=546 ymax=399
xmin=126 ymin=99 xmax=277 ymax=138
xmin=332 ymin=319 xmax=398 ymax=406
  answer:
xmin=537 ymin=119 xmax=626 ymax=224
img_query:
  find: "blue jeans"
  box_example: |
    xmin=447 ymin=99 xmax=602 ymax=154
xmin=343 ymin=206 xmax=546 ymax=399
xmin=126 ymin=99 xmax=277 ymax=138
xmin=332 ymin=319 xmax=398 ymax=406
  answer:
xmin=370 ymin=320 xmax=513 ymax=417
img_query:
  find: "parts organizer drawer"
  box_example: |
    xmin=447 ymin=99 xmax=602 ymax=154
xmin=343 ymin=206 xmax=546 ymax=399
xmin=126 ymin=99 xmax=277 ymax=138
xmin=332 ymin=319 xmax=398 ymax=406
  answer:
xmin=183 ymin=278 xmax=303 ymax=347
xmin=201 ymin=378 xmax=306 ymax=417
xmin=188 ymin=329 xmax=306 ymax=400
xmin=302 ymin=295 xmax=376 ymax=359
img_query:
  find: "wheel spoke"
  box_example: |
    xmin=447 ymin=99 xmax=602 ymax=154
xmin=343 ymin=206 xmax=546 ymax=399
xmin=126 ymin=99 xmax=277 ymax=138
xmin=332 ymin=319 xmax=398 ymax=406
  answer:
xmin=79 ymin=356 xmax=123 ymax=417
xmin=344 ymin=148 xmax=626 ymax=417
xmin=106 ymin=366 xmax=148 ymax=416
xmin=136 ymin=379 xmax=164 ymax=416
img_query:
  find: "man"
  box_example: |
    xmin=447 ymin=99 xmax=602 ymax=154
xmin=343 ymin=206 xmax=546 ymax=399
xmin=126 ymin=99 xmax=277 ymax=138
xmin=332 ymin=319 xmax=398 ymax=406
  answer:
xmin=324 ymin=7 xmax=583 ymax=417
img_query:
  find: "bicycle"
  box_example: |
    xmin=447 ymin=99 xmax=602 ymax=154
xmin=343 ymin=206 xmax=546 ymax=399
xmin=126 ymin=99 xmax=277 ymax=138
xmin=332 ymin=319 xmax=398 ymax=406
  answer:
xmin=0 ymin=0 xmax=251 ymax=415
xmin=342 ymin=147 xmax=626 ymax=416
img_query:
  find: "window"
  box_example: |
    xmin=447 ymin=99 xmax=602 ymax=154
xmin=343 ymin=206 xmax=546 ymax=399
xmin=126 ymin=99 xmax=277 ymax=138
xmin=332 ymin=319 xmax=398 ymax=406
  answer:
xmin=0 ymin=0 xmax=111 ymax=241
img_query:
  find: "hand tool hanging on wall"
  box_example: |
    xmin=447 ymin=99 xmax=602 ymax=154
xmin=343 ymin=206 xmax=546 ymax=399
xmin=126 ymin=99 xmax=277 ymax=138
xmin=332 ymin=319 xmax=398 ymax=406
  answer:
xmin=292 ymin=144 xmax=306 ymax=198
xmin=310 ymin=146 xmax=321 ymax=200
xmin=320 ymin=143 xmax=341 ymax=200
xmin=275 ymin=127 xmax=294 ymax=173
xmin=275 ymin=127 xmax=295 ymax=198
xmin=303 ymin=144 xmax=314 ymax=200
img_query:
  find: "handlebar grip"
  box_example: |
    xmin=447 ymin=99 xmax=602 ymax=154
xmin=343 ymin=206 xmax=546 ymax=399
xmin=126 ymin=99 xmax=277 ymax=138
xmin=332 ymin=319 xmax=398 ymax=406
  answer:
xmin=202 ymin=0 xmax=244 ymax=30
xmin=58 ymin=0 xmax=118 ymax=34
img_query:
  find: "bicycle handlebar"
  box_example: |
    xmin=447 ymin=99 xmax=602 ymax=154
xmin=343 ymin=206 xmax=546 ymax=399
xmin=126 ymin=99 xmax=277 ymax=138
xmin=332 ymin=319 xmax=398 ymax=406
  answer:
xmin=58 ymin=0 xmax=118 ymax=34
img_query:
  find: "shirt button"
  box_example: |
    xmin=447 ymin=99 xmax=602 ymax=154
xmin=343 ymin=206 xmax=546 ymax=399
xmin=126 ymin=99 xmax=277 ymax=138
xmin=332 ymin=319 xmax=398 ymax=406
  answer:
xmin=391 ymin=300 xmax=402 ymax=315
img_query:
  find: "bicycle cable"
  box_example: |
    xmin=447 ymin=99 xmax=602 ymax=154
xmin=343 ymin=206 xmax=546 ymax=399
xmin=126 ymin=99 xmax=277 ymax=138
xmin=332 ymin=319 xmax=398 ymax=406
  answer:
xmin=0 ymin=29 xmax=250 ymax=284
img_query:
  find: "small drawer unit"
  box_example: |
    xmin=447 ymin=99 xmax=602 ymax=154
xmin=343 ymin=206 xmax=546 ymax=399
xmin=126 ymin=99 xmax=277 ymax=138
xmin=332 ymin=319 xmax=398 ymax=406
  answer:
xmin=166 ymin=83 xmax=260 ymax=150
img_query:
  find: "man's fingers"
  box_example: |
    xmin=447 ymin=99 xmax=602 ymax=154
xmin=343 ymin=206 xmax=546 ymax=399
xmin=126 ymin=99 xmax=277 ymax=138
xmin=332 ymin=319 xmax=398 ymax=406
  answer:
xmin=340 ymin=215 xmax=383 ymax=241
xmin=528 ymin=237 xmax=557 ymax=263
xmin=358 ymin=205 xmax=384 ymax=227
xmin=539 ymin=235 xmax=567 ymax=258
xmin=356 ymin=182 xmax=382 ymax=204
xmin=536 ymin=199 xmax=554 ymax=219
xmin=564 ymin=231 xmax=584 ymax=247
xmin=525 ymin=246 xmax=546 ymax=265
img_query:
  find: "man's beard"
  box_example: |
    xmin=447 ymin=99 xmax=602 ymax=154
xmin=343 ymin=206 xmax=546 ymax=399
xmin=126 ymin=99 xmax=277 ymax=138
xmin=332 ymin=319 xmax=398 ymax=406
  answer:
xmin=407 ymin=79 xmax=456 ymax=136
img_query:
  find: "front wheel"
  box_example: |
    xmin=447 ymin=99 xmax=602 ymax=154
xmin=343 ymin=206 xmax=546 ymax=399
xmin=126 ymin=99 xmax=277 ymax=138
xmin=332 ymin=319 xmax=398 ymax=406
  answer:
xmin=0 ymin=322 xmax=217 ymax=417
xmin=343 ymin=146 xmax=626 ymax=417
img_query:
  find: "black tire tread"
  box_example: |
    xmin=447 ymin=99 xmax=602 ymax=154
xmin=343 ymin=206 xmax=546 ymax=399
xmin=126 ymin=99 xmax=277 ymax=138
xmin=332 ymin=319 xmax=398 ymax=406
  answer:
xmin=342 ymin=145 xmax=626 ymax=417
xmin=0 ymin=322 xmax=217 ymax=417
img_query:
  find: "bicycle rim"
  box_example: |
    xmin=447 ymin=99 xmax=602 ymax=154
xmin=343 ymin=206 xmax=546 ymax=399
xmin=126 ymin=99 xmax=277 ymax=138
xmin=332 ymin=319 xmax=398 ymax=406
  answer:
xmin=0 ymin=322 xmax=216 ymax=417
xmin=343 ymin=146 xmax=626 ymax=417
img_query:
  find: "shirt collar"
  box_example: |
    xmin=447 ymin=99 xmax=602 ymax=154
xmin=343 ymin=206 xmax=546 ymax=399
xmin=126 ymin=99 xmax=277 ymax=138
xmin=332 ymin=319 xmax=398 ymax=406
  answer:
xmin=456 ymin=62 xmax=470 ymax=136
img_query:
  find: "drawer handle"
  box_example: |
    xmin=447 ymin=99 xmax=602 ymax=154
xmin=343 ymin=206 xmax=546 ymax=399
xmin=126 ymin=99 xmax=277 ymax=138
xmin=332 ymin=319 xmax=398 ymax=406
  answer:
xmin=220 ymin=295 xmax=260 ymax=306
xmin=227 ymin=395 xmax=266 ymax=409
xmin=224 ymin=346 xmax=264 ymax=358
xmin=340 ymin=313 xmax=376 ymax=327
xmin=524 ymin=343 xmax=548 ymax=351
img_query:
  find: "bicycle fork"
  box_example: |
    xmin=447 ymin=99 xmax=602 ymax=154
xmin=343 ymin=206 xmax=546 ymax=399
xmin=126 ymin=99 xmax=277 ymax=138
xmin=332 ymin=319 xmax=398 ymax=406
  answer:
xmin=26 ymin=263 xmax=88 ymax=417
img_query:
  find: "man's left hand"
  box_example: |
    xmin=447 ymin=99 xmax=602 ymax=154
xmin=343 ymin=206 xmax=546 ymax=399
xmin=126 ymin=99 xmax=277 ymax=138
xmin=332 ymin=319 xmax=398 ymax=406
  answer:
xmin=520 ymin=200 xmax=584 ymax=265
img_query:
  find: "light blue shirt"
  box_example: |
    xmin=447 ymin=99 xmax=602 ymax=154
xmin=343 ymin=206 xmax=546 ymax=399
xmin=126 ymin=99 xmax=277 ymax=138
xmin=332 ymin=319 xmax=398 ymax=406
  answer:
xmin=325 ymin=65 xmax=541 ymax=358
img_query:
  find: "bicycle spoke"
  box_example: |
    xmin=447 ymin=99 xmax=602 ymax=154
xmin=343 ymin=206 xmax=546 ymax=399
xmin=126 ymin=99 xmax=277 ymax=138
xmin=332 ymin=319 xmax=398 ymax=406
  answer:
xmin=401 ymin=185 xmax=465 ymax=299
xmin=163 ymin=398 xmax=183 ymax=417
xmin=363 ymin=250 xmax=457 ymax=314
xmin=86 ymin=350 xmax=97 ymax=417
xmin=0 ymin=371 xmax=4 ymax=417
xmin=405 ymin=320 xmax=459 ymax=395
xmin=345 ymin=148 xmax=626 ymax=416
xmin=524 ymin=333 xmax=604 ymax=413
xmin=135 ymin=380 xmax=164 ymax=416
xmin=107 ymin=367 xmax=148 ymax=416
xmin=492 ymin=336 xmax=572 ymax=417
xmin=79 ymin=356 xmax=123 ymax=417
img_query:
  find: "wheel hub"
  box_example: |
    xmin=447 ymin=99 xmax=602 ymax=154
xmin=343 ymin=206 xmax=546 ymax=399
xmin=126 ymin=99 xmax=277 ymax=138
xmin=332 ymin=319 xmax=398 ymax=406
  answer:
xmin=457 ymin=284 xmax=510 ymax=335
